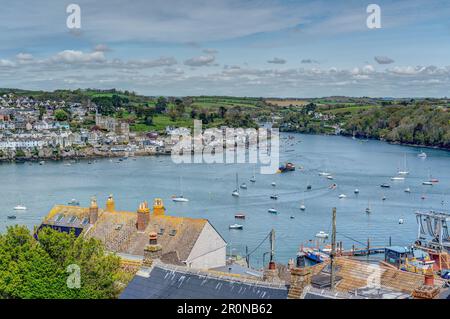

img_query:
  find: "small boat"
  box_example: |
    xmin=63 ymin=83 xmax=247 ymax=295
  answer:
xmin=290 ymin=216 xmax=295 ymax=219
xmin=268 ymin=208 xmax=278 ymax=214
xmin=338 ymin=194 xmax=347 ymax=199
xmin=14 ymin=205 xmax=27 ymax=210
xmin=278 ymin=162 xmax=295 ymax=173
xmin=398 ymin=154 xmax=409 ymax=175
xmin=421 ymin=195 xmax=426 ymax=200
xmin=354 ymin=189 xmax=360 ymax=194
xmin=306 ymin=184 xmax=312 ymax=190
xmin=39 ymin=161 xmax=45 ymax=165
xmin=7 ymin=215 xmax=16 ymax=219
xmin=229 ymin=224 xmax=243 ymax=230
xmin=405 ymin=187 xmax=411 ymax=193
xmin=418 ymin=152 xmax=427 ymax=159
xmin=382 ymin=196 xmax=387 ymax=201
xmin=232 ymin=173 xmax=240 ymax=197
xmin=271 ymin=182 xmax=276 ymax=187
xmin=327 ymin=175 xmax=334 ymax=180
xmin=422 ymin=181 xmax=433 ymax=186
xmin=319 ymin=172 xmax=331 ymax=177
xmin=391 ymin=176 xmax=405 ymax=181
xmin=172 ymin=196 xmax=189 ymax=202
xmin=250 ymin=176 xmax=256 ymax=183
xmin=240 ymin=183 xmax=248 ymax=190
xmin=68 ymin=199 xmax=80 ymax=206
xmin=429 ymin=178 xmax=439 ymax=183
xmin=366 ymin=200 xmax=371 ymax=213
xmin=398 ymin=218 xmax=404 ymax=224
xmin=270 ymin=194 xmax=279 ymax=200
xmin=173 ymin=176 xmax=189 ymax=202
xmin=315 ymin=231 xmax=329 ymax=239
xmin=300 ymin=202 xmax=306 ymax=211
xmin=234 ymin=213 xmax=246 ymax=219
xmin=380 ymin=183 xmax=391 ymax=188
xmin=64 ymin=163 xmax=72 ymax=166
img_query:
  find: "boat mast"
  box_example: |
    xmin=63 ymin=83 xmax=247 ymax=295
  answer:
xmin=330 ymin=207 xmax=337 ymax=290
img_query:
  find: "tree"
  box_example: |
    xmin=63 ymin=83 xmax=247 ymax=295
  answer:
xmin=155 ymin=97 xmax=167 ymax=114
xmin=54 ymin=109 xmax=69 ymax=122
xmin=0 ymin=225 xmax=125 ymax=299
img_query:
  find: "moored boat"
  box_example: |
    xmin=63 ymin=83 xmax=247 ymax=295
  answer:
xmin=14 ymin=205 xmax=27 ymax=210
xmin=234 ymin=213 xmax=246 ymax=219
xmin=229 ymin=224 xmax=243 ymax=230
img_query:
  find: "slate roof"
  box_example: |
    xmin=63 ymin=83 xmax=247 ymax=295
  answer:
xmin=42 ymin=204 xmax=213 ymax=264
xmin=120 ymin=263 xmax=289 ymax=299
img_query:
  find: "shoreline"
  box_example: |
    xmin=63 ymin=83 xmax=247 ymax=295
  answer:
xmin=281 ymin=129 xmax=450 ymax=152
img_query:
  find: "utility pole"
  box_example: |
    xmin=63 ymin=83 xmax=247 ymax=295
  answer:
xmin=330 ymin=207 xmax=337 ymax=290
xmin=269 ymin=229 xmax=276 ymax=269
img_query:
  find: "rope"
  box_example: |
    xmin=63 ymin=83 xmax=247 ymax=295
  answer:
xmin=336 ymin=232 xmax=366 ymax=246
xmin=245 ymin=231 xmax=271 ymax=258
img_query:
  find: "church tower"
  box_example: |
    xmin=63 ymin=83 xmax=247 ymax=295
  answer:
xmin=106 ymin=194 xmax=115 ymax=212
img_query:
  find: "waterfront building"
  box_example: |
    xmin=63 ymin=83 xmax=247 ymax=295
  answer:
xmin=38 ymin=196 xmax=227 ymax=270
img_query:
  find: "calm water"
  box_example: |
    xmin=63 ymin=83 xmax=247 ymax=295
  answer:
xmin=1 ymin=133 xmax=450 ymax=267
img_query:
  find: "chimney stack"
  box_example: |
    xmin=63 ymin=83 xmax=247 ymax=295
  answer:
xmin=89 ymin=197 xmax=98 ymax=224
xmin=136 ymin=201 xmax=150 ymax=232
xmin=106 ymin=194 xmax=115 ymax=212
xmin=288 ymin=267 xmax=312 ymax=299
xmin=412 ymin=269 xmax=440 ymax=299
xmin=153 ymin=198 xmax=165 ymax=216
xmin=143 ymin=232 xmax=162 ymax=266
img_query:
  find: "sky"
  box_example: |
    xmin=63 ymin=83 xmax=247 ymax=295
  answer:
xmin=1 ymin=0 xmax=450 ymax=97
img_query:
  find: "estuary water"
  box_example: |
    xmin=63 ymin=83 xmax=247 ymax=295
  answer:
xmin=1 ymin=133 xmax=450 ymax=267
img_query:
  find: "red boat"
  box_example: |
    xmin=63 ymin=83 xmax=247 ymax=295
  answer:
xmin=429 ymin=178 xmax=439 ymax=183
xmin=278 ymin=162 xmax=295 ymax=173
xmin=234 ymin=213 xmax=246 ymax=219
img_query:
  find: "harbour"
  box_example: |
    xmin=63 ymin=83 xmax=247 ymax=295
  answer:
xmin=1 ymin=132 xmax=450 ymax=268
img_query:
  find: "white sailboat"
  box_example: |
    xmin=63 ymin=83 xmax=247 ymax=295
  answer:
xmin=172 ymin=176 xmax=189 ymax=202
xmin=232 ymin=173 xmax=240 ymax=197
xmin=250 ymin=166 xmax=256 ymax=183
xmin=268 ymin=208 xmax=278 ymax=214
xmin=300 ymin=200 xmax=306 ymax=211
xmin=398 ymin=154 xmax=409 ymax=175
xmin=338 ymin=194 xmax=347 ymax=199
xmin=240 ymin=183 xmax=248 ymax=189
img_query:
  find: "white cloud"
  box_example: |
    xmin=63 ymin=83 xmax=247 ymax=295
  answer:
xmin=50 ymin=50 xmax=107 ymax=64
xmin=184 ymin=55 xmax=215 ymax=67
xmin=93 ymin=44 xmax=111 ymax=52
xmin=0 ymin=59 xmax=15 ymax=68
xmin=16 ymin=53 xmax=34 ymax=61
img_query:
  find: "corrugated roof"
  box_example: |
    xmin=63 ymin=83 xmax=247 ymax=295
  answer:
xmin=120 ymin=263 xmax=289 ymax=299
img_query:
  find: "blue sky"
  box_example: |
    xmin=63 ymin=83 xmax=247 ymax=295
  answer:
xmin=1 ymin=0 xmax=450 ymax=97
